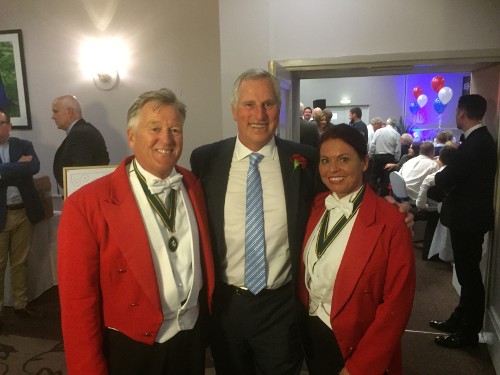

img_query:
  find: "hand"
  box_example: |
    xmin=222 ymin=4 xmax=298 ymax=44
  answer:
xmin=384 ymin=163 xmax=396 ymax=170
xmin=339 ymin=366 xmax=350 ymax=375
xmin=385 ymin=195 xmax=414 ymax=229
xmin=17 ymin=155 xmax=33 ymax=163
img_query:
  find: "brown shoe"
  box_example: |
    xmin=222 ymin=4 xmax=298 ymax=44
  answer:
xmin=14 ymin=307 xmax=43 ymax=319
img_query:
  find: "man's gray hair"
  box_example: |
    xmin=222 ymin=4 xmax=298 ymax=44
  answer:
xmin=231 ymin=69 xmax=281 ymax=107
xmin=127 ymin=88 xmax=186 ymax=129
xmin=370 ymin=117 xmax=383 ymax=125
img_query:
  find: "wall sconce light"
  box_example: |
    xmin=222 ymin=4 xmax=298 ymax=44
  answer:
xmin=340 ymin=98 xmax=351 ymax=105
xmin=93 ymin=71 xmax=119 ymax=90
xmin=81 ymin=37 xmax=128 ymax=90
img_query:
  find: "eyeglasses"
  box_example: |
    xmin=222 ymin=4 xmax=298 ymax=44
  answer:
xmin=0 ymin=121 xmax=10 ymax=125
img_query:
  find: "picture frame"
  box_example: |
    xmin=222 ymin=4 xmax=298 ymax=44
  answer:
xmin=63 ymin=165 xmax=117 ymax=199
xmin=0 ymin=29 xmax=31 ymax=129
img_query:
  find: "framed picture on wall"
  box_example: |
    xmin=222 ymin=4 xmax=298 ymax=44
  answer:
xmin=0 ymin=29 xmax=31 ymax=129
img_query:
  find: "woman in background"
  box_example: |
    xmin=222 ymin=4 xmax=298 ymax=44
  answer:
xmin=298 ymin=124 xmax=415 ymax=375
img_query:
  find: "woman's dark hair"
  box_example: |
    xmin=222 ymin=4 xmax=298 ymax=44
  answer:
xmin=409 ymin=141 xmax=422 ymax=156
xmin=318 ymin=124 xmax=367 ymax=160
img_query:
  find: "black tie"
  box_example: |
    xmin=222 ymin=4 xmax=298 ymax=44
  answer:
xmin=459 ymin=134 xmax=465 ymax=143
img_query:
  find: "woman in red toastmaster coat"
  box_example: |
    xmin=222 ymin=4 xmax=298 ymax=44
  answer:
xmin=298 ymin=124 xmax=415 ymax=375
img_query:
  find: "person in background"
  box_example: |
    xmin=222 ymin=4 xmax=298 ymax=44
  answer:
xmin=52 ymin=95 xmax=110 ymax=190
xmin=313 ymin=110 xmax=331 ymax=138
xmin=399 ymin=141 xmax=439 ymax=203
xmin=400 ymin=133 xmax=414 ymax=157
xmin=348 ymin=107 xmax=368 ymax=145
xmin=298 ymin=124 xmax=415 ymax=375
xmin=414 ymin=145 xmax=457 ymax=260
xmin=430 ymin=94 xmax=497 ymax=349
xmin=367 ymin=116 xmax=384 ymax=150
xmin=322 ymin=109 xmax=334 ymax=127
xmin=433 ymin=130 xmax=454 ymax=157
xmin=311 ymin=107 xmax=322 ymax=122
xmin=0 ymin=108 xmax=44 ymax=320
xmin=384 ymin=141 xmax=421 ymax=172
xmin=58 ymin=89 xmax=215 ymax=374
xmin=368 ymin=117 xmax=401 ymax=196
xmin=302 ymin=106 xmax=312 ymax=122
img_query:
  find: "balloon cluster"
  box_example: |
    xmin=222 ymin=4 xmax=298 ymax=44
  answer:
xmin=409 ymin=76 xmax=453 ymax=116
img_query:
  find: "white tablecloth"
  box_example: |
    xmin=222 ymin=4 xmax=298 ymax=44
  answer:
xmin=3 ymin=212 xmax=60 ymax=306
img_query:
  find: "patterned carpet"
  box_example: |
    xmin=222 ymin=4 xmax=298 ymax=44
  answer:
xmin=0 ymin=335 xmax=66 ymax=375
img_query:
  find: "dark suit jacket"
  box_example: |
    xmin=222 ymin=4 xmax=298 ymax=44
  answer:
xmin=352 ymin=120 xmax=368 ymax=145
xmin=53 ymin=118 xmax=110 ymax=187
xmin=190 ymin=136 xmax=318 ymax=290
xmin=0 ymin=137 xmax=44 ymax=230
xmin=436 ymin=126 xmax=497 ymax=233
xmin=298 ymin=188 xmax=415 ymax=374
xmin=58 ymin=156 xmax=215 ymax=374
xmin=300 ymin=119 xmax=319 ymax=148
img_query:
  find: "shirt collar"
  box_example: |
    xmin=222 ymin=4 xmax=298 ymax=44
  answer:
xmin=66 ymin=119 xmax=79 ymax=135
xmin=234 ymin=135 xmax=277 ymax=161
xmin=131 ymin=158 xmax=179 ymax=185
xmin=463 ymin=122 xmax=484 ymax=139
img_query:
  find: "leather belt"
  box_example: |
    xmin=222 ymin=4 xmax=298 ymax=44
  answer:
xmin=221 ymin=282 xmax=290 ymax=297
xmin=7 ymin=203 xmax=25 ymax=210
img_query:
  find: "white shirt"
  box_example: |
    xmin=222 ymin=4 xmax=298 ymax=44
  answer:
xmin=128 ymin=161 xmax=202 ymax=343
xmin=415 ymin=165 xmax=447 ymax=210
xmin=400 ymin=155 xmax=439 ymax=202
xmin=369 ymin=125 xmax=401 ymax=160
xmin=303 ymin=187 xmax=362 ymax=329
xmin=223 ymin=136 xmax=290 ymax=289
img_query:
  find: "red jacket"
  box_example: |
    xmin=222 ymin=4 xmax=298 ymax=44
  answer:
xmin=58 ymin=156 xmax=215 ymax=374
xmin=298 ymin=187 xmax=415 ymax=375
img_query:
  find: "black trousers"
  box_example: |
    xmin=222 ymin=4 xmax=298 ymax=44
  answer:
xmin=104 ymin=320 xmax=205 ymax=375
xmin=448 ymin=228 xmax=485 ymax=335
xmin=371 ymin=154 xmax=395 ymax=196
xmin=411 ymin=207 xmax=440 ymax=260
xmin=304 ymin=316 xmax=344 ymax=375
xmin=210 ymin=282 xmax=303 ymax=375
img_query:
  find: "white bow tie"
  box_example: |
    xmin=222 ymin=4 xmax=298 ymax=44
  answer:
xmin=148 ymin=174 xmax=183 ymax=195
xmin=325 ymin=194 xmax=353 ymax=219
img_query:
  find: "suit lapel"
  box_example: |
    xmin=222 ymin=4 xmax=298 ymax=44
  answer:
xmin=102 ymin=159 xmax=162 ymax=311
xmin=276 ymin=138 xmax=301 ymax=251
xmin=204 ymin=138 xmax=235 ymax=252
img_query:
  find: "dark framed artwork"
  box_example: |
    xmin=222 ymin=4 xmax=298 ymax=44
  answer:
xmin=0 ymin=29 xmax=31 ymax=129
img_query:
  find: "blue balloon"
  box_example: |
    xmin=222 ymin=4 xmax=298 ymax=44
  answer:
xmin=409 ymin=102 xmax=419 ymax=115
xmin=433 ymin=98 xmax=446 ymax=114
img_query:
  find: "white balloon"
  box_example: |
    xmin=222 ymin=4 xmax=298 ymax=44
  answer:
xmin=417 ymin=94 xmax=428 ymax=108
xmin=438 ymin=87 xmax=453 ymax=105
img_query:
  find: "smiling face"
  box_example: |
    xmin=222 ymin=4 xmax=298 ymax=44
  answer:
xmin=319 ymin=138 xmax=368 ymax=198
xmin=127 ymin=102 xmax=183 ymax=179
xmin=232 ymin=77 xmax=280 ymax=152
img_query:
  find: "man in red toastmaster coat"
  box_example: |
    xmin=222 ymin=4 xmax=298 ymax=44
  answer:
xmin=58 ymin=89 xmax=214 ymax=375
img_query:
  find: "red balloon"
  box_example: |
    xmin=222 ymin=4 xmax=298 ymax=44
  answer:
xmin=413 ymin=86 xmax=422 ymax=99
xmin=431 ymin=76 xmax=445 ymax=93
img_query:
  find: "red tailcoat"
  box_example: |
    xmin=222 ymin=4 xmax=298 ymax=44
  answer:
xmin=58 ymin=156 xmax=215 ymax=374
xmin=298 ymin=187 xmax=415 ymax=375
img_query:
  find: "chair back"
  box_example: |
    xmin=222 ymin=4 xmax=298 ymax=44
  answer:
xmin=389 ymin=171 xmax=409 ymax=202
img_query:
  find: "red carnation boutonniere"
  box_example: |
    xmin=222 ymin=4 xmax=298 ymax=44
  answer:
xmin=290 ymin=153 xmax=307 ymax=172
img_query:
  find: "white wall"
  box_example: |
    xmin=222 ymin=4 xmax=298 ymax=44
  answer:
xmin=2 ymin=0 xmax=222 ymax=194
xmin=219 ymin=0 xmax=500 ymax=137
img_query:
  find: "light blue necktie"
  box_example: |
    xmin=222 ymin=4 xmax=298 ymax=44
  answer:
xmin=244 ymin=153 xmax=266 ymax=294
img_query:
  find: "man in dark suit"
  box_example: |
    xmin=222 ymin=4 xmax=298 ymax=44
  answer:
xmin=429 ymin=94 xmax=497 ymax=348
xmin=0 ymin=108 xmax=44 ymax=319
xmin=58 ymin=89 xmax=215 ymax=374
xmin=52 ymin=95 xmax=110 ymax=189
xmin=191 ymin=69 xmax=317 ymax=374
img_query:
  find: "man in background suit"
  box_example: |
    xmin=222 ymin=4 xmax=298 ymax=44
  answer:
xmin=348 ymin=106 xmax=368 ymax=145
xmin=58 ymin=89 xmax=215 ymax=374
xmin=0 ymin=108 xmax=44 ymax=320
xmin=52 ymin=95 xmax=110 ymax=189
xmin=191 ymin=69 xmax=317 ymax=374
xmin=429 ymin=94 xmax=497 ymax=348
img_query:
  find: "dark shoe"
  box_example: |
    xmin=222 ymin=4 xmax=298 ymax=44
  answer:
xmin=429 ymin=319 xmax=460 ymax=333
xmin=434 ymin=333 xmax=478 ymax=348
xmin=14 ymin=307 xmax=43 ymax=319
